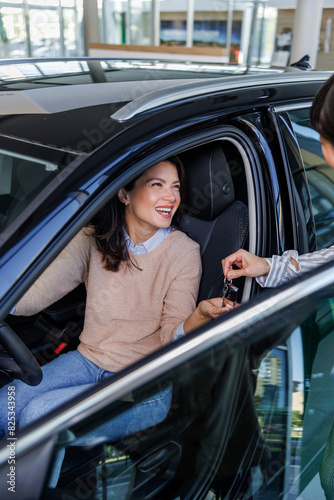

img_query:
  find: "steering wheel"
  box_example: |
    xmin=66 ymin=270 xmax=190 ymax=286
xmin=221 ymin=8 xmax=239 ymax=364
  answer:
xmin=0 ymin=321 xmax=43 ymax=386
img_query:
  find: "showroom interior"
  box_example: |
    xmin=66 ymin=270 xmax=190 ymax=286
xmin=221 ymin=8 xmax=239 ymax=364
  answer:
xmin=0 ymin=1 xmax=331 ymax=72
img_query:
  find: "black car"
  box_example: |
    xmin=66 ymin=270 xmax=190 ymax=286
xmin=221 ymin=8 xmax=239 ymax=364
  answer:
xmin=0 ymin=58 xmax=333 ymax=500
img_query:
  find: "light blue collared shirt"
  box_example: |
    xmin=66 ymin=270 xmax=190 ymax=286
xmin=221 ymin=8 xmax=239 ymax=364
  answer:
xmin=125 ymin=227 xmax=185 ymax=341
xmin=124 ymin=226 xmax=171 ymax=255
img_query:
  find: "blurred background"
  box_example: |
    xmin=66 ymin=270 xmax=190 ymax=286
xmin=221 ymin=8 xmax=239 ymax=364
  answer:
xmin=0 ymin=0 xmax=331 ymax=70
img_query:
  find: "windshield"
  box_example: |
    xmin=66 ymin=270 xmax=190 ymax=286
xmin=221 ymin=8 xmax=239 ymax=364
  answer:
xmin=0 ymin=149 xmax=59 ymax=231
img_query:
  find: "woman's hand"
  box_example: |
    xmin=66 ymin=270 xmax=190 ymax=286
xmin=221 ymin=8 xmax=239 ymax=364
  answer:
xmin=222 ymin=249 xmax=271 ymax=280
xmin=198 ymin=297 xmax=235 ymax=320
xmin=183 ymin=297 xmax=236 ymax=334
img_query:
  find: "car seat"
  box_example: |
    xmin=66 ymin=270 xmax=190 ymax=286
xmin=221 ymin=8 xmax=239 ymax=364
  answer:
xmin=178 ymin=142 xmax=249 ymax=302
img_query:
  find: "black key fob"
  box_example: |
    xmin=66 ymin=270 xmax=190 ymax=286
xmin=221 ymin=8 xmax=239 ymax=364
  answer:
xmin=222 ymin=276 xmax=238 ymax=306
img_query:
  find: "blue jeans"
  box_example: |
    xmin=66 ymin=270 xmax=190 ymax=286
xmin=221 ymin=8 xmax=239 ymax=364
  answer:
xmin=0 ymin=350 xmax=112 ymax=438
xmin=48 ymin=366 xmax=172 ymax=487
xmin=0 ymin=350 xmax=172 ymax=488
xmin=0 ymin=350 xmax=172 ymax=440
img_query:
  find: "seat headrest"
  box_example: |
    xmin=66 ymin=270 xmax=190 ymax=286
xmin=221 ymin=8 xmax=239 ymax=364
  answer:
xmin=179 ymin=143 xmax=235 ymax=221
xmin=16 ymin=160 xmax=53 ymax=195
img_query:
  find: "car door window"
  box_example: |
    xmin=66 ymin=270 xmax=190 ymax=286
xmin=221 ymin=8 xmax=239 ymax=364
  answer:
xmin=37 ymin=270 xmax=334 ymax=500
xmin=288 ymin=108 xmax=334 ymax=249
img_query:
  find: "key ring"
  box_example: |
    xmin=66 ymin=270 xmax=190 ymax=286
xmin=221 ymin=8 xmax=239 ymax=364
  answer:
xmin=222 ymin=275 xmax=238 ymax=307
xmin=222 ymin=276 xmax=232 ymax=305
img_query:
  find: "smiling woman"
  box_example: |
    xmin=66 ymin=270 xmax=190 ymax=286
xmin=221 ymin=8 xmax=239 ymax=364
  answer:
xmin=0 ymin=156 xmax=234 ymax=445
xmin=120 ymin=161 xmax=182 ymax=237
xmin=91 ymin=157 xmax=186 ymax=273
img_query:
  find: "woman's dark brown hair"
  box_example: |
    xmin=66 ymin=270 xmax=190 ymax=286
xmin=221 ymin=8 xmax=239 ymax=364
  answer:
xmin=89 ymin=156 xmax=186 ymax=271
xmin=310 ymin=73 xmax=334 ymax=145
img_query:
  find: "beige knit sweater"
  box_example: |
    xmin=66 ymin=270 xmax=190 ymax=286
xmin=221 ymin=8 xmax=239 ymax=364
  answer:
xmin=15 ymin=228 xmax=202 ymax=372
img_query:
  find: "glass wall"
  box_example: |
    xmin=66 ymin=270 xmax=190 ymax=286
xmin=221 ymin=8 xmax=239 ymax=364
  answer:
xmin=101 ymin=0 xmax=152 ymax=46
xmin=0 ymin=0 xmax=83 ymax=58
xmin=100 ymin=0 xmax=278 ymax=66
xmin=0 ymin=0 xmax=278 ymax=65
xmin=247 ymin=3 xmax=277 ymax=65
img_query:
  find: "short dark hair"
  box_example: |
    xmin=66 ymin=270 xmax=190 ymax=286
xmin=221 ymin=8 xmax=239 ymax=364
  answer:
xmin=310 ymin=73 xmax=334 ymax=145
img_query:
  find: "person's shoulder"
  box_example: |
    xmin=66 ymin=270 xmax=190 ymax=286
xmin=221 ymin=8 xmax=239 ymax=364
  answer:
xmin=66 ymin=226 xmax=95 ymax=256
xmin=165 ymin=229 xmax=201 ymax=272
xmin=169 ymin=228 xmax=200 ymax=252
xmin=82 ymin=225 xmax=95 ymax=241
xmin=71 ymin=226 xmax=92 ymax=244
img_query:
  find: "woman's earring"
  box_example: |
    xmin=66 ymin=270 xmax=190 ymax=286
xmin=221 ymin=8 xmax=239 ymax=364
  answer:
xmin=118 ymin=188 xmax=128 ymax=203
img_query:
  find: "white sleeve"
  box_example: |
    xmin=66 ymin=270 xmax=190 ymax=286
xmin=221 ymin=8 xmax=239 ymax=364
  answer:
xmin=256 ymin=246 xmax=334 ymax=288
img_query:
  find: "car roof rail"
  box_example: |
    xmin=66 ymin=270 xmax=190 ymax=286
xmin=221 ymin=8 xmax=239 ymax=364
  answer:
xmin=110 ymin=71 xmax=329 ymax=123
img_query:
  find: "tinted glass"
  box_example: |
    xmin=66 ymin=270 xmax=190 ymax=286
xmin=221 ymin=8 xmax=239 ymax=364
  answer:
xmin=254 ymin=345 xmax=288 ymax=491
xmin=0 ymin=149 xmax=59 ymax=231
xmin=41 ymin=278 xmax=334 ymax=500
xmin=289 ymin=108 xmax=334 ymax=249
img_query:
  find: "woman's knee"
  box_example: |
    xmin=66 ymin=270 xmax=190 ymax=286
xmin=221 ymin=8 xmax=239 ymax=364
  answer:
xmin=19 ymin=395 xmax=49 ymax=429
xmin=19 ymin=383 xmax=95 ymax=430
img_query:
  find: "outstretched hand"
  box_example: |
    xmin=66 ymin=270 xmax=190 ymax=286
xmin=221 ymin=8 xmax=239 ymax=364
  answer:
xmin=183 ymin=297 xmax=236 ymax=334
xmin=198 ymin=297 xmax=235 ymax=320
xmin=222 ymin=249 xmax=271 ymax=280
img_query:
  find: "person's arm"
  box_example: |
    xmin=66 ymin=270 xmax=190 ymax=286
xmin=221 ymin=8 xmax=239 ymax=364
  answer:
xmin=183 ymin=297 xmax=234 ymax=333
xmin=222 ymin=248 xmax=300 ymax=288
xmin=161 ymin=244 xmax=234 ymax=345
xmin=255 ymin=250 xmax=299 ymax=287
xmin=173 ymin=299 xmax=234 ymax=340
xmin=222 ymin=249 xmax=271 ymax=281
xmin=222 ymin=246 xmax=334 ymax=288
xmin=14 ymin=229 xmax=90 ymax=316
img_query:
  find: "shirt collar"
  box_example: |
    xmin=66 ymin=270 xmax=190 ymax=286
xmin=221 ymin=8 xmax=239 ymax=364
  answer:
xmin=124 ymin=227 xmax=171 ymax=254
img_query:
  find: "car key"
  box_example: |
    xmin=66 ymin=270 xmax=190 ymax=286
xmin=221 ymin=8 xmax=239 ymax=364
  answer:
xmin=222 ymin=276 xmax=238 ymax=307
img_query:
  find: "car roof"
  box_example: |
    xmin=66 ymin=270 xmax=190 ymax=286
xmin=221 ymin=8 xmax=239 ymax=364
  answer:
xmin=0 ymin=57 xmax=282 ymax=117
xmin=0 ymin=57 xmax=331 ymax=163
xmin=0 ymin=57 xmax=281 ymax=88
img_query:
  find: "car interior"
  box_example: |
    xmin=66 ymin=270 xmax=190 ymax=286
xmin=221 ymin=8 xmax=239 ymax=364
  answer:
xmin=1 ymin=138 xmax=257 ymax=498
xmin=4 ymin=139 xmax=250 ymax=370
